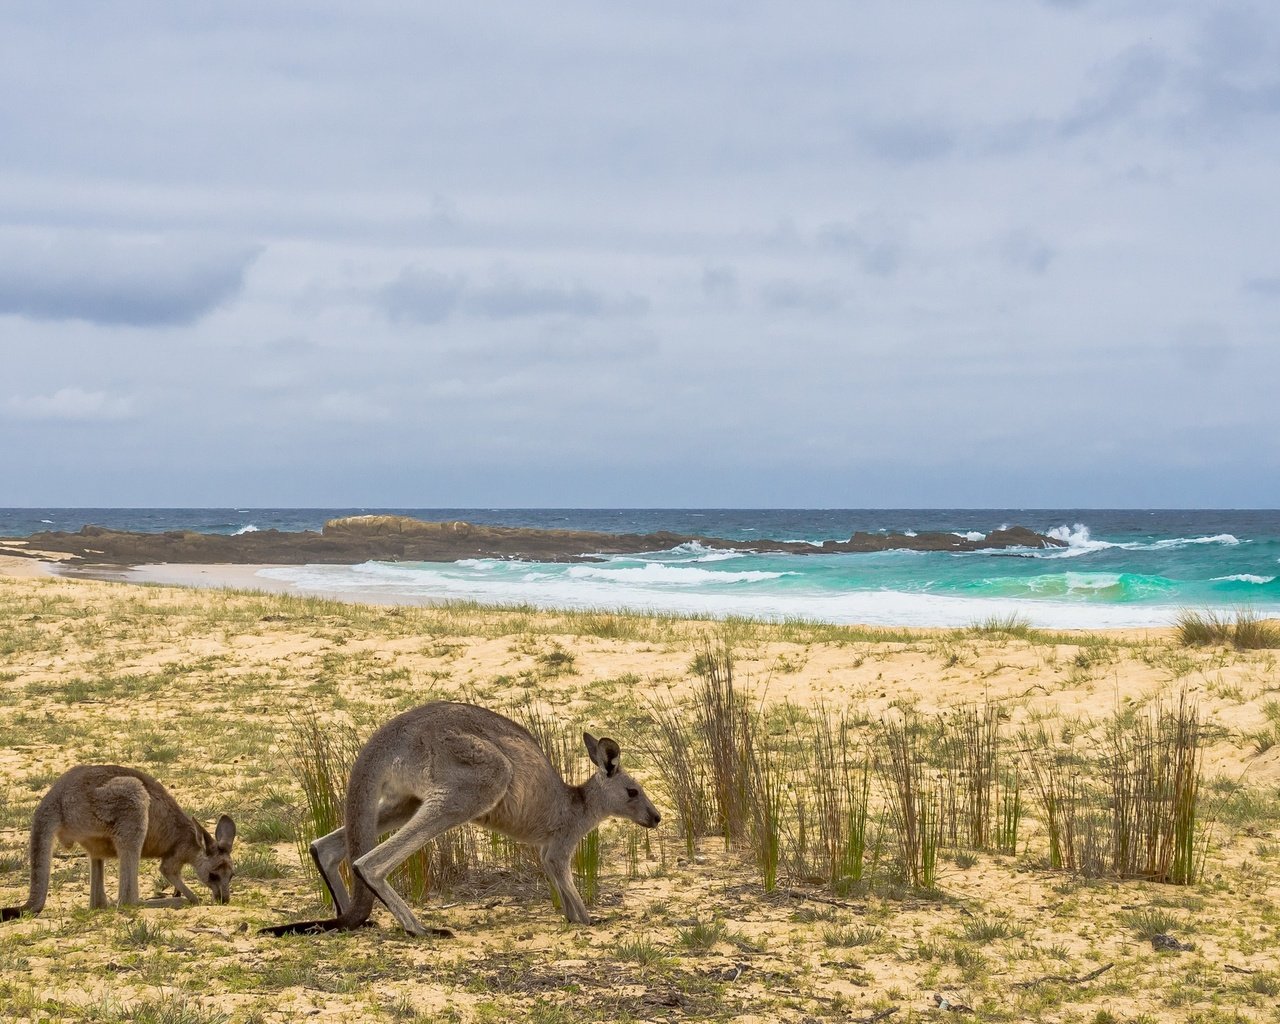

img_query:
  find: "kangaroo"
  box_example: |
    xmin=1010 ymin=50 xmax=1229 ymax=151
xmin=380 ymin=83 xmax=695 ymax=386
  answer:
xmin=261 ymin=700 xmax=661 ymax=936
xmin=1 ymin=764 xmax=237 ymax=920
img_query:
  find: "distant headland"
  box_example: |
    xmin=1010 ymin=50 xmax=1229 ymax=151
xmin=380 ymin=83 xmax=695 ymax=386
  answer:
xmin=0 ymin=515 xmax=1065 ymax=566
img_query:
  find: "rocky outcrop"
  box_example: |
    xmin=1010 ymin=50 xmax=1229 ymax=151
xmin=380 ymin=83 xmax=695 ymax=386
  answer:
xmin=3 ymin=515 xmax=1066 ymax=566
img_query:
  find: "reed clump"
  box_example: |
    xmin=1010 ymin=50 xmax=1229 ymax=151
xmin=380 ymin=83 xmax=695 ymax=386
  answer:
xmin=692 ymin=641 xmax=754 ymax=845
xmin=800 ymin=706 xmax=872 ymax=890
xmin=1176 ymin=608 xmax=1280 ymax=649
xmin=646 ymin=643 xmax=1208 ymax=896
xmin=877 ymin=713 xmax=942 ymax=889
xmin=1104 ymin=693 xmax=1204 ymax=884
xmin=641 ymin=691 xmax=713 ymax=857
xmin=283 ymin=709 xmax=363 ymax=905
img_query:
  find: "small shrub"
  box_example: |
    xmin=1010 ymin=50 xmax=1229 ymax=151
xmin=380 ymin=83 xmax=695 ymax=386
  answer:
xmin=1119 ymin=906 xmax=1182 ymax=939
xmin=1177 ymin=608 xmax=1280 ymax=649
xmin=233 ymin=847 xmax=289 ymax=880
xmin=535 ymin=646 xmax=576 ymax=675
xmin=821 ymin=924 xmax=881 ymax=948
xmin=1175 ymin=609 xmax=1233 ymax=647
xmin=968 ymin=613 xmax=1033 ymax=638
xmin=1233 ymin=610 xmax=1280 ymax=650
xmin=613 ymin=936 xmax=671 ymax=970
xmin=961 ymin=917 xmax=1026 ymax=942
xmin=119 ymin=918 xmax=172 ymax=948
xmin=678 ymin=918 xmax=727 ymax=950
xmin=1250 ymin=972 xmax=1280 ymax=996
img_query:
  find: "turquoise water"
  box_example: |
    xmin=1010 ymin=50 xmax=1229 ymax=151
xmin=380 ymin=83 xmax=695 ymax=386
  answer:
xmin=5 ymin=509 xmax=1279 ymax=628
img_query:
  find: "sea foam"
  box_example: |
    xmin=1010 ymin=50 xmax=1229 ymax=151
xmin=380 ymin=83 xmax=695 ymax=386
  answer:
xmin=254 ymin=561 xmax=1195 ymax=629
xmin=564 ymin=562 xmax=787 ymax=586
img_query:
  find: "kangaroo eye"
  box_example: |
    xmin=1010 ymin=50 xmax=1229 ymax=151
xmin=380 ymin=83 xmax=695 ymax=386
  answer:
xmin=626 ymin=788 xmax=639 ymax=799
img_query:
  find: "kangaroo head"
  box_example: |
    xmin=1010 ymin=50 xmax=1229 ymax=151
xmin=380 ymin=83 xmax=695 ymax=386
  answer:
xmin=583 ymin=732 xmax=661 ymax=829
xmin=194 ymin=815 xmax=237 ymax=904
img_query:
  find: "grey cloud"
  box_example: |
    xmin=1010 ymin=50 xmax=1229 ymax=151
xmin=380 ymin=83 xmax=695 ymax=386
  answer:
xmin=380 ymin=267 xmax=648 ymax=323
xmin=2 ymin=387 xmax=135 ymax=422
xmin=701 ymin=264 xmax=739 ymax=301
xmin=0 ymin=231 xmax=258 ymax=327
xmin=313 ymin=391 xmax=393 ymax=423
xmin=818 ymin=220 xmax=905 ymax=276
xmin=467 ymin=278 xmax=645 ymax=319
xmin=1058 ymin=47 xmax=1168 ymax=138
xmin=1177 ymin=7 xmax=1280 ymax=132
xmin=382 ymin=269 xmax=464 ymax=324
xmin=1244 ymin=275 xmax=1280 ymax=296
xmin=758 ymin=278 xmax=843 ymax=312
xmin=969 ymin=49 xmax=1171 ymax=158
xmin=520 ymin=324 xmax=658 ymax=365
xmin=1000 ymin=230 xmax=1056 ymax=274
xmin=1172 ymin=321 xmax=1234 ymax=375
xmin=860 ymin=119 xmax=956 ymax=163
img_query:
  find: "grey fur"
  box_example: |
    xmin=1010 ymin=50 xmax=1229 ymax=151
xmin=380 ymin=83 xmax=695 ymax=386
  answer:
xmin=1 ymin=765 xmax=236 ymax=920
xmin=262 ymin=701 xmax=660 ymax=936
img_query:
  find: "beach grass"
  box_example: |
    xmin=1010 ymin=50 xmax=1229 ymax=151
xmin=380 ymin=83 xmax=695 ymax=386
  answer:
xmin=1175 ymin=607 xmax=1280 ymax=649
xmin=1 ymin=568 xmax=1280 ymax=1022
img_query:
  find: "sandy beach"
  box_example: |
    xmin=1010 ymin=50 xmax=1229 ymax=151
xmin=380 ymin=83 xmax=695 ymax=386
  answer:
xmin=2 ymin=558 xmax=1279 ymax=1022
xmin=53 ymin=560 xmax=455 ymax=608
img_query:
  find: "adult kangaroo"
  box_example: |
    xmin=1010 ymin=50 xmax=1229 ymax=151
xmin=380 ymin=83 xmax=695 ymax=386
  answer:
xmin=1 ymin=765 xmax=237 ymax=920
xmin=262 ymin=700 xmax=661 ymax=936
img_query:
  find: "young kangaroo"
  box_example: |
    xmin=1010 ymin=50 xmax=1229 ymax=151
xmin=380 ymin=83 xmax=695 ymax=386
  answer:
xmin=1 ymin=765 xmax=237 ymax=920
xmin=262 ymin=700 xmax=660 ymax=936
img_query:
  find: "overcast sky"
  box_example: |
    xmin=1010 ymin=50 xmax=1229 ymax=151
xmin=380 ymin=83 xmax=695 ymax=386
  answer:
xmin=2 ymin=1 xmax=1279 ymax=507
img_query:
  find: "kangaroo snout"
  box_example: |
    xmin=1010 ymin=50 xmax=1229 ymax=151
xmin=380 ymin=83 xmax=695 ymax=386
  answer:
xmin=646 ymin=810 xmax=662 ymax=828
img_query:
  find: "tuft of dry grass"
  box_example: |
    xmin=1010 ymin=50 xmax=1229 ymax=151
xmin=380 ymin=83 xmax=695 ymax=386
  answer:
xmin=1176 ymin=607 xmax=1280 ymax=649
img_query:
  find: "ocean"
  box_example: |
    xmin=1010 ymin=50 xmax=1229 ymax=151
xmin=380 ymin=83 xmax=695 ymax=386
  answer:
xmin=3 ymin=508 xmax=1278 ymax=629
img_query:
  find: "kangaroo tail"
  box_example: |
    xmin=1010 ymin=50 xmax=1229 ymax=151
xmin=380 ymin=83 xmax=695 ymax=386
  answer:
xmin=2 ymin=803 xmax=57 ymax=921
xmin=258 ymin=916 xmax=370 ymax=936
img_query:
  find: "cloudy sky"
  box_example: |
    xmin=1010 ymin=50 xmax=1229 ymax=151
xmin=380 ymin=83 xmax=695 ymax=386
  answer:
xmin=3 ymin=1 xmax=1279 ymax=507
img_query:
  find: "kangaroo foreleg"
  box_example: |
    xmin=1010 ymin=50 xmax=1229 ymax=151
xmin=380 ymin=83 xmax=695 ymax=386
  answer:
xmin=161 ymin=864 xmax=200 ymax=904
xmin=540 ymin=845 xmax=591 ymax=924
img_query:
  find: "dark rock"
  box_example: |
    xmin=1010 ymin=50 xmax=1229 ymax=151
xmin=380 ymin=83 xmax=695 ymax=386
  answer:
xmin=6 ymin=515 xmax=1066 ymax=567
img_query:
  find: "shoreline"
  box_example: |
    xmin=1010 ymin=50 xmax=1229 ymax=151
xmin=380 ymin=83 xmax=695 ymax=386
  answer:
xmin=6 ymin=556 xmax=1170 ymax=640
xmin=51 ymin=559 xmax=449 ymax=608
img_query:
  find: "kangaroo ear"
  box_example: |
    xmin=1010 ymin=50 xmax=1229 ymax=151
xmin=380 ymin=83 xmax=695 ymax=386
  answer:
xmin=199 ymin=825 xmax=217 ymax=856
xmin=215 ymin=815 xmax=237 ymax=851
xmin=585 ymin=732 xmax=622 ymax=776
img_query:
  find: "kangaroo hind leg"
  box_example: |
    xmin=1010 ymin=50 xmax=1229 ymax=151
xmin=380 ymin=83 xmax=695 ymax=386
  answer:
xmin=311 ymin=796 xmax=421 ymax=915
xmin=353 ymin=740 xmax=512 ymax=936
xmin=89 ymin=778 xmax=150 ymax=907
